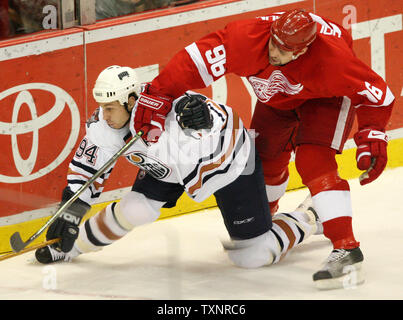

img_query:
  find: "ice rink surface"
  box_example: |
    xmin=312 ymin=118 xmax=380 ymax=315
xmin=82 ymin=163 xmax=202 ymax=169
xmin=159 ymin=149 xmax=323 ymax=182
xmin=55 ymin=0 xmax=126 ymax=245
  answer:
xmin=1 ymin=166 xmax=402 ymax=300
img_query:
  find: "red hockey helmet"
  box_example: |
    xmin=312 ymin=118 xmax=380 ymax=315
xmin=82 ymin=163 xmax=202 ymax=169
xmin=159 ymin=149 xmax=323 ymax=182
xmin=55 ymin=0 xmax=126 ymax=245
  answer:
xmin=271 ymin=9 xmax=317 ymax=52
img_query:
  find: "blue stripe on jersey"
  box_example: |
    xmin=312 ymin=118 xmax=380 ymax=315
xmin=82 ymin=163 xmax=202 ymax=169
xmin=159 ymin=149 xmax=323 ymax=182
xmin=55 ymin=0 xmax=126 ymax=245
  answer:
xmin=281 ymin=213 xmax=305 ymax=244
xmin=196 ymin=129 xmax=246 ymax=190
xmin=71 ymin=159 xmax=97 ymax=175
xmin=182 ymin=106 xmax=229 ymax=185
xmin=67 ymin=180 xmax=101 ymax=199
xmin=70 ymin=159 xmax=113 ymax=179
xmin=208 ymin=104 xmax=225 ymax=122
xmin=270 ymin=228 xmax=284 ymax=252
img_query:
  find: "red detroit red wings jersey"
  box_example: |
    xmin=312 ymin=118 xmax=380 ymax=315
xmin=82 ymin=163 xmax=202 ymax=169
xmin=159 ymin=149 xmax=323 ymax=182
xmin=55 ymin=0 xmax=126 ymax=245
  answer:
xmin=152 ymin=12 xmax=395 ymax=130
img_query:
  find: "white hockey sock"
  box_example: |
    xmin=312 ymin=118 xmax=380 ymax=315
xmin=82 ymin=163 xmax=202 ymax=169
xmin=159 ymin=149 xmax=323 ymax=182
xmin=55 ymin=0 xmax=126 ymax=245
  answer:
xmin=65 ymin=245 xmax=82 ymax=261
xmin=73 ymin=192 xmax=164 ymax=255
xmin=74 ymin=202 xmax=130 ymax=254
xmin=269 ymin=210 xmax=316 ymax=264
xmin=224 ymin=210 xmax=316 ymax=268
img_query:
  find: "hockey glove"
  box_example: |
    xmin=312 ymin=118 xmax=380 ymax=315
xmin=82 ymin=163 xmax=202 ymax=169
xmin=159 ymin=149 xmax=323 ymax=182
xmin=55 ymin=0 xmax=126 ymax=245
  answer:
xmin=353 ymin=128 xmax=389 ymax=185
xmin=134 ymin=83 xmax=174 ymax=143
xmin=46 ymin=187 xmax=90 ymax=252
xmin=175 ymin=93 xmax=213 ymax=130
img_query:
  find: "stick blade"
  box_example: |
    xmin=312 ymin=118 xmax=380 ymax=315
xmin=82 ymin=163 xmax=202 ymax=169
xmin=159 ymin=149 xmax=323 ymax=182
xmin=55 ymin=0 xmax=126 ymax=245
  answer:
xmin=10 ymin=232 xmax=26 ymax=253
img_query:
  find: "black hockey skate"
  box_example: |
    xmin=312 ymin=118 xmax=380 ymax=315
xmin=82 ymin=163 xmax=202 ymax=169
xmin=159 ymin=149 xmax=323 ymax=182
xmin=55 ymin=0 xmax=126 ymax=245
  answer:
xmin=313 ymin=247 xmax=364 ymax=290
xmin=35 ymin=245 xmax=68 ymax=264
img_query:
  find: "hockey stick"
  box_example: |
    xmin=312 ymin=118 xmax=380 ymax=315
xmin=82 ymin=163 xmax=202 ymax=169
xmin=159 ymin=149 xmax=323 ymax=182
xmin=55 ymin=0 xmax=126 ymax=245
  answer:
xmin=9 ymin=130 xmax=144 ymax=253
xmin=0 ymin=238 xmax=60 ymax=262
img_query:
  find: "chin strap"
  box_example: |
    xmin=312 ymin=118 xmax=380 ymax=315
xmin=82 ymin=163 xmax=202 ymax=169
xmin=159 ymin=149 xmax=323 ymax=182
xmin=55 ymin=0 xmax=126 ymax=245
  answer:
xmin=123 ymin=102 xmax=132 ymax=115
xmin=122 ymin=102 xmax=132 ymax=127
xmin=123 ymin=92 xmax=139 ymax=127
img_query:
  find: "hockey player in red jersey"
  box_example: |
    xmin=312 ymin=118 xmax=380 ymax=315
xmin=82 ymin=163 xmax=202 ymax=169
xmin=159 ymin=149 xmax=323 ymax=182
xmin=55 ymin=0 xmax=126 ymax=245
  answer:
xmin=141 ymin=9 xmax=395 ymax=289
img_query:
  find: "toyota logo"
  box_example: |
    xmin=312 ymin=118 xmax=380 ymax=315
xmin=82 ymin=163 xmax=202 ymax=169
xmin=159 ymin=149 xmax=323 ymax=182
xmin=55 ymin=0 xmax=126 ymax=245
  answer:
xmin=0 ymin=83 xmax=80 ymax=183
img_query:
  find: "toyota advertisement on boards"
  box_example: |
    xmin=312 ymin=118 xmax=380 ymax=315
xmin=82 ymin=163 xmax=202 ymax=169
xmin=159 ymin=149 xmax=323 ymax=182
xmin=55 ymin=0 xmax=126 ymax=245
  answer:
xmin=0 ymin=29 xmax=86 ymax=219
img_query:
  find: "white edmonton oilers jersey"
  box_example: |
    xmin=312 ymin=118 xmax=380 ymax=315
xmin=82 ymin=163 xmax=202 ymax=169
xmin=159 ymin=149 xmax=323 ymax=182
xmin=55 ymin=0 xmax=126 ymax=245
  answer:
xmin=67 ymin=92 xmax=251 ymax=204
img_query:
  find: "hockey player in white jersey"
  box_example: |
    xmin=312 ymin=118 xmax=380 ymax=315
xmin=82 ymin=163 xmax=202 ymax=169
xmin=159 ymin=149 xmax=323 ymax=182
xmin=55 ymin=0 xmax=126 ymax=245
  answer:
xmin=36 ymin=65 xmax=320 ymax=269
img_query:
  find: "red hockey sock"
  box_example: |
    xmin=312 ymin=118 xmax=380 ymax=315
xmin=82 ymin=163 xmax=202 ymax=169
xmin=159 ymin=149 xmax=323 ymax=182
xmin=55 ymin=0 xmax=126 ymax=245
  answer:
xmin=323 ymin=216 xmax=360 ymax=249
xmin=296 ymin=144 xmax=359 ymax=249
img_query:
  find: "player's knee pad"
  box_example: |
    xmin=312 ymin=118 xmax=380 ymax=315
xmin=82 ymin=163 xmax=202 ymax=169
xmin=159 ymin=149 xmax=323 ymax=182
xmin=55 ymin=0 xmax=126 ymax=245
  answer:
xmin=223 ymin=232 xmax=276 ymax=269
xmin=117 ymin=191 xmax=164 ymax=228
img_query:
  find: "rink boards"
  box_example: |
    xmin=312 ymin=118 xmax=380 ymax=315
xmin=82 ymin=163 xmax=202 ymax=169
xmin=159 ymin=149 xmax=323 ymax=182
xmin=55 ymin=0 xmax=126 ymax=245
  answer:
xmin=0 ymin=0 xmax=402 ymax=253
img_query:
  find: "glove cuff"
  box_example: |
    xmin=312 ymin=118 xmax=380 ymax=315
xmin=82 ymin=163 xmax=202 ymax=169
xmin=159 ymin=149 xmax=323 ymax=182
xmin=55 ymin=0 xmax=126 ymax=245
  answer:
xmin=142 ymin=83 xmax=174 ymax=103
xmin=354 ymin=128 xmax=389 ymax=144
xmin=61 ymin=187 xmax=91 ymax=217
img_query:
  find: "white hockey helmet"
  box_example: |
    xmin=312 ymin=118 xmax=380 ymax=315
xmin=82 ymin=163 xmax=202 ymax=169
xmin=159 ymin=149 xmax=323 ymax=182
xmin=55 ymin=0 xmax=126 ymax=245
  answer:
xmin=92 ymin=65 xmax=141 ymax=105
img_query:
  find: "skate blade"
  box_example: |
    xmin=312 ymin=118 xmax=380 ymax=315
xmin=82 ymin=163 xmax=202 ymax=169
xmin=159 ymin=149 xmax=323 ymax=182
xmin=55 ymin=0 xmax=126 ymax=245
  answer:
xmin=314 ymin=262 xmax=364 ymax=290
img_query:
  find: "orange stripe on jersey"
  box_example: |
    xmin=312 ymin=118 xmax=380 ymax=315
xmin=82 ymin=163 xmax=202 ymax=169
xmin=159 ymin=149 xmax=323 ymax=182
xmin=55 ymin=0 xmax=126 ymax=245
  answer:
xmin=68 ymin=168 xmax=90 ymax=180
xmin=188 ymin=112 xmax=240 ymax=194
xmin=273 ymin=219 xmax=296 ymax=259
xmin=93 ymin=180 xmax=106 ymax=191
xmin=95 ymin=208 xmax=123 ymax=241
xmin=67 ymin=168 xmax=106 ymax=190
xmin=206 ymin=99 xmax=228 ymax=130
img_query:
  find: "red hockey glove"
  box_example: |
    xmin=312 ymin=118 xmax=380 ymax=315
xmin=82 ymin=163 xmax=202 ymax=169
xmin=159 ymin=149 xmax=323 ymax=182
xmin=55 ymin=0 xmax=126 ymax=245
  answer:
xmin=353 ymin=128 xmax=389 ymax=185
xmin=134 ymin=83 xmax=174 ymax=143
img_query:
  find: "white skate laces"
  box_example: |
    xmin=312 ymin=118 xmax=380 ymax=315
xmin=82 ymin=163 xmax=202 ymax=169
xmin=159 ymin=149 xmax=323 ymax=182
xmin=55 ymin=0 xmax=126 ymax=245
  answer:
xmin=49 ymin=246 xmax=69 ymax=262
xmin=326 ymin=249 xmax=348 ymax=263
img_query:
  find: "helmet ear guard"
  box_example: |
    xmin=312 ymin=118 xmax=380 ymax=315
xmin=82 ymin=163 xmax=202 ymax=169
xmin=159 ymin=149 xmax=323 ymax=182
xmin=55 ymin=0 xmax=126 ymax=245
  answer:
xmin=92 ymin=65 xmax=141 ymax=106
